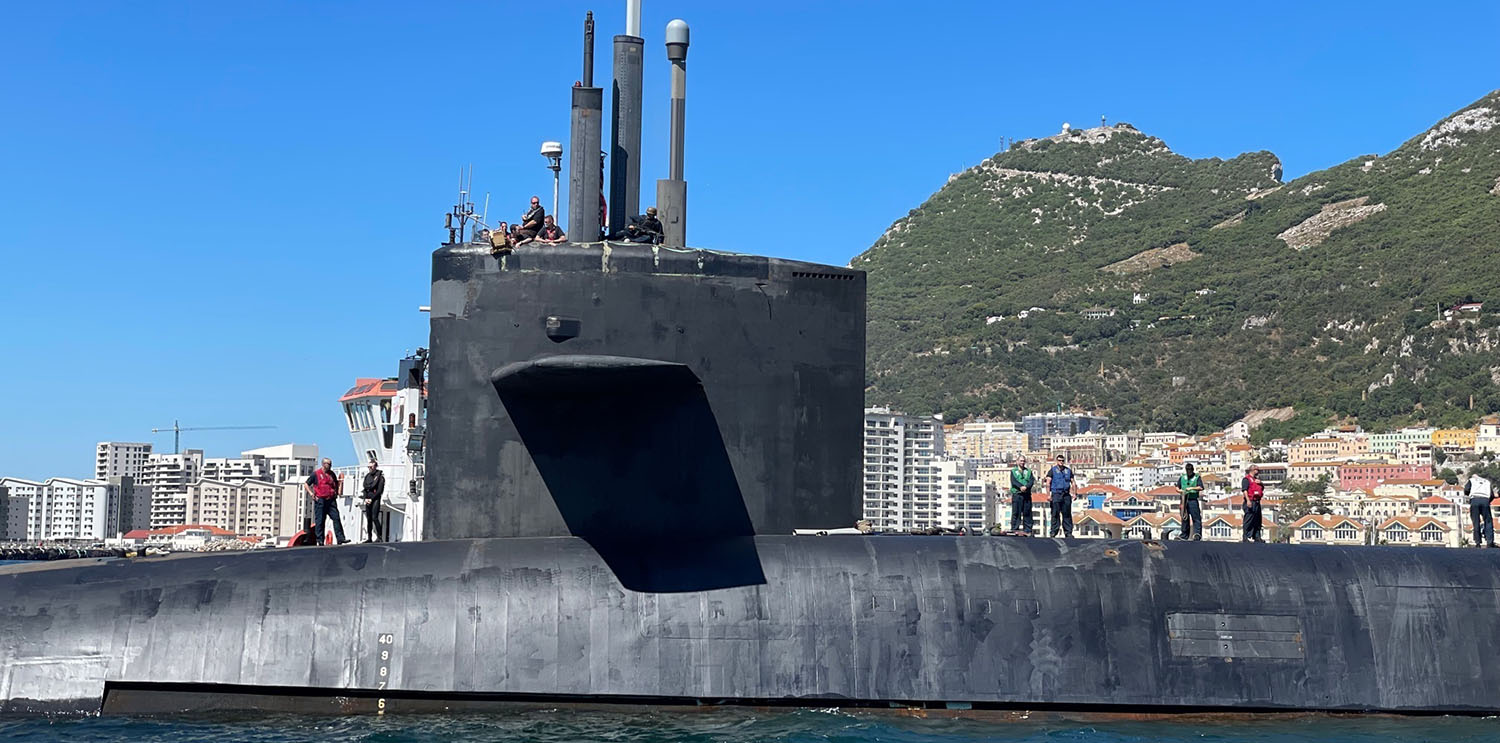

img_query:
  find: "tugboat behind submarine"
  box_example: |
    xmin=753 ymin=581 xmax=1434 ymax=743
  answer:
xmin=4 ymin=2 xmax=1500 ymax=716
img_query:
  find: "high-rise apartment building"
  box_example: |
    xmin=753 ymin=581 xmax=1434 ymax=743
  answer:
xmin=239 ymin=444 xmax=319 ymax=484
xmin=184 ymin=479 xmax=303 ymax=538
xmin=863 ymin=408 xmax=941 ymax=530
xmin=95 ymin=441 xmax=153 ymax=480
xmin=1022 ymin=412 xmax=1108 ymax=451
xmin=142 ymin=444 xmax=316 ymax=530
xmin=0 ymin=477 xmax=120 ymax=541
xmin=142 ymin=449 xmax=204 ymax=528
xmin=0 ymin=483 xmax=24 ymax=541
xmin=861 ymin=408 xmax=995 ymax=532
xmin=105 ymin=475 xmax=152 ymax=535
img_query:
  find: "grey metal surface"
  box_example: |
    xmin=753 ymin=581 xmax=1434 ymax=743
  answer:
xmin=608 ymin=34 xmax=644 ymax=236
xmin=568 ymin=85 xmax=603 ymax=242
xmin=425 ymin=242 xmax=865 ymax=543
xmin=4 ymin=536 xmax=1500 ymax=714
xmin=656 ymin=178 xmax=686 ymax=247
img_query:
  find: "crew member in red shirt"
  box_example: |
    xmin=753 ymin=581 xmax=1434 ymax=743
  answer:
xmin=1241 ymin=465 xmax=1265 ymax=543
xmin=302 ymin=458 xmax=348 ymax=545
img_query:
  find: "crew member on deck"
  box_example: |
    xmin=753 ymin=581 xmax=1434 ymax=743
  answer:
xmin=515 ymin=196 xmax=545 ymax=244
xmin=1178 ymin=463 xmax=1204 ymax=541
xmin=620 ymin=206 xmax=663 ymax=243
xmin=362 ymin=458 xmax=385 ymax=543
xmin=1241 ymin=465 xmax=1265 ymax=543
xmin=1008 ymin=456 xmax=1035 ymax=535
xmin=303 ymin=458 xmax=348 ymax=545
xmin=1045 ymin=455 xmax=1074 ymax=538
xmin=1467 ymin=471 xmax=1496 ymax=548
xmin=537 ymin=215 xmax=567 ymax=244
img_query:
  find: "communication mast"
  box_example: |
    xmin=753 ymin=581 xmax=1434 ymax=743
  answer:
xmin=444 ymin=165 xmax=477 ymax=243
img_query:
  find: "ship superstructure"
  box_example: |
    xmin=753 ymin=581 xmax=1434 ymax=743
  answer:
xmin=333 ymin=352 xmax=427 ymax=543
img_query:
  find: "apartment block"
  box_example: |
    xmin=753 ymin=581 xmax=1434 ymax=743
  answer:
xmin=1432 ymin=428 xmax=1477 ymax=451
xmin=0 ymin=477 xmax=119 ymax=541
xmin=1022 ymin=412 xmax=1108 ymax=451
xmin=862 ymin=408 xmax=1003 ymax=532
xmin=142 ymin=449 xmax=204 ymax=528
xmin=1 ymin=483 xmax=25 ymax=541
xmin=1477 ymin=416 xmax=1500 ymax=455
xmin=95 ymin=441 xmax=153 ymax=480
xmin=947 ymin=420 xmax=1027 ymax=461
xmin=1339 ymin=463 xmax=1432 ymax=492
xmin=862 ymin=408 xmax=942 ymax=530
xmin=1371 ymin=428 xmax=1436 ymax=455
xmin=105 ymin=475 xmax=152 ymax=535
xmin=184 ymin=479 xmax=303 ymax=538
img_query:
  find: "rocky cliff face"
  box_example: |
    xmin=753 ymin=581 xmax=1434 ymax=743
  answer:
xmin=857 ymin=91 xmax=1500 ymax=433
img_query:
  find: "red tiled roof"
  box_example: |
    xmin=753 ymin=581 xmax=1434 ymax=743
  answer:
xmin=1077 ymin=509 xmax=1125 ymax=526
xmin=1289 ymin=514 xmax=1365 ymax=530
xmin=123 ymin=524 xmax=239 ymax=539
xmin=1377 ymin=516 xmax=1450 ymax=531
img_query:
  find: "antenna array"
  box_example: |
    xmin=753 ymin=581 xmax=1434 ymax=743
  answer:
xmin=445 ymin=165 xmax=478 ymax=244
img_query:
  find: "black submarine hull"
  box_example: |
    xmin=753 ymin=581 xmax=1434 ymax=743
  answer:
xmin=4 ymin=535 xmax=1499 ymax=715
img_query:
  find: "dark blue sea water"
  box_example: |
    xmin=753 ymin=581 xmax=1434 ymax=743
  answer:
xmin=0 ymin=709 xmax=1495 ymax=743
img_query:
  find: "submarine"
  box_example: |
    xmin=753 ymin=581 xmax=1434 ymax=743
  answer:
xmin=5 ymin=4 xmax=1500 ymax=718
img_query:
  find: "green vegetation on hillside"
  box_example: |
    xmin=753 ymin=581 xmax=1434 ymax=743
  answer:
xmin=858 ymin=92 xmax=1500 ymax=433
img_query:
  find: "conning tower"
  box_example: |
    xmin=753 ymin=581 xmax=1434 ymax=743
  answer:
xmin=425 ymin=5 xmax=865 ymax=550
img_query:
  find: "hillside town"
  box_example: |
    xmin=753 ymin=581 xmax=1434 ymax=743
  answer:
xmin=864 ymin=408 xmax=1500 ymax=547
xmin=5 ymin=400 xmax=1499 ymax=552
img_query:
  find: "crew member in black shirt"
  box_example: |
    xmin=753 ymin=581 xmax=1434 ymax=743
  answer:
xmin=515 ymin=196 xmax=545 ymax=244
xmin=623 ymin=206 xmax=663 ymax=243
xmin=361 ymin=459 xmax=386 ymax=543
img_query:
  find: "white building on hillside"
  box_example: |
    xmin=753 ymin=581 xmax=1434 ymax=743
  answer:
xmin=948 ymin=420 xmax=1027 ymax=461
xmin=1371 ymin=427 xmax=1437 ymax=456
xmin=1478 ymin=416 xmax=1500 ymax=456
xmin=1117 ymin=461 xmax=1159 ymax=493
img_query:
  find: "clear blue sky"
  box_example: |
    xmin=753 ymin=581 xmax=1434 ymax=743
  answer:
xmin=2 ymin=1 xmax=1496 ymax=479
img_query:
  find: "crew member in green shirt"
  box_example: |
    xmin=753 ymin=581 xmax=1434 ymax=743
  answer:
xmin=1008 ymin=456 xmax=1036 ymax=535
xmin=1177 ymin=463 xmax=1204 ymax=541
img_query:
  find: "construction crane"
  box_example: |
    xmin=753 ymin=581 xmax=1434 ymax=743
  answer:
xmin=149 ymin=420 xmax=278 ymax=454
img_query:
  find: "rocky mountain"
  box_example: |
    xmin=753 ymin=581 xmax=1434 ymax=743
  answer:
xmin=857 ymin=90 xmax=1500 ymax=436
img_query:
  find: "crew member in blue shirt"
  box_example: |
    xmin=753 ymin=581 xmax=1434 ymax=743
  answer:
xmin=1045 ymin=454 xmax=1075 ymax=538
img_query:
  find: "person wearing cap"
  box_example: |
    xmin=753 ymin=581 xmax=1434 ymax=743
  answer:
xmin=623 ymin=206 xmax=664 ymax=244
